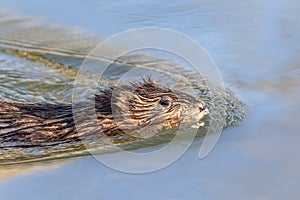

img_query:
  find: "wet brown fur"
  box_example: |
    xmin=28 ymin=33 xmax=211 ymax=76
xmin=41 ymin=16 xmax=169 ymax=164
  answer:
xmin=0 ymin=78 xmax=205 ymax=147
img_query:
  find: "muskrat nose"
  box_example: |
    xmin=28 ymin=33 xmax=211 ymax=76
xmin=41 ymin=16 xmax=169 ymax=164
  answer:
xmin=198 ymin=103 xmax=206 ymax=112
xmin=199 ymin=106 xmax=205 ymax=112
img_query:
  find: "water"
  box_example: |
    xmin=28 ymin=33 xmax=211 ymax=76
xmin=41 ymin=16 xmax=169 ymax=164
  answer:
xmin=0 ymin=0 xmax=299 ymax=199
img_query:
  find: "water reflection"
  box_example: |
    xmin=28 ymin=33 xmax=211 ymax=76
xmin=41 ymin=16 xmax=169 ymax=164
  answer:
xmin=0 ymin=159 xmax=71 ymax=181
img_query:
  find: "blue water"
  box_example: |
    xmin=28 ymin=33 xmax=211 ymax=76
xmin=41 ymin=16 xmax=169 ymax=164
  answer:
xmin=0 ymin=0 xmax=299 ymax=199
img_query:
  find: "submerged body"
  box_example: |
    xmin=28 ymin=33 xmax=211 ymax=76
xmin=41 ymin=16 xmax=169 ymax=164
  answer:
xmin=0 ymin=79 xmax=208 ymax=147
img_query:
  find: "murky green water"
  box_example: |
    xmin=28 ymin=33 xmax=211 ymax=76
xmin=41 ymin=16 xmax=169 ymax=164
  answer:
xmin=0 ymin=0 xmax=299 ymax=199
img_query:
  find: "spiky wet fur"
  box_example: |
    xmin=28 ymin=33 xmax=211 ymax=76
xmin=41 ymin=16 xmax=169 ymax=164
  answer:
xmin=0 ymin=78 xmax=206 ymax=147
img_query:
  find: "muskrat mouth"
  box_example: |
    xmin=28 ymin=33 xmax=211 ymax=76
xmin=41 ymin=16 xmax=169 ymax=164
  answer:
xmin=190 ymin=104 xmax=209 ymax=129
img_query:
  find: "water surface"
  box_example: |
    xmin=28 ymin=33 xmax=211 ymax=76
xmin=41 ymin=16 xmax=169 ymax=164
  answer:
xmin=0 ymin=0 xmax=299 ymax=199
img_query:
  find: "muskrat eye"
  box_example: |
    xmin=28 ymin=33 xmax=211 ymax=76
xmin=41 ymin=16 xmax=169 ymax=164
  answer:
xmin=159 ymin=99 xmax=170 ymax=106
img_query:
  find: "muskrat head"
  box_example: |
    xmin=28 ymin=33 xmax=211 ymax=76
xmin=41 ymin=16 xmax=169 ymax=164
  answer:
xmin=100 ymin=78 xmax=208 ymax=137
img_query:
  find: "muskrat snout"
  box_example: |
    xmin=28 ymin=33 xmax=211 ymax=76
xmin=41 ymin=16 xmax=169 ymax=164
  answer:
xmin=199 ymin=105 xmax=205 ymax=112
xmin=198 ymin=101 xmax=206 ymax=113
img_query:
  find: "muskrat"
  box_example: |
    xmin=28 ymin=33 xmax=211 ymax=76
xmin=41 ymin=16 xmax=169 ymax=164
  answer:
xmin=0 ymin=78 xmax=208 ymax=147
